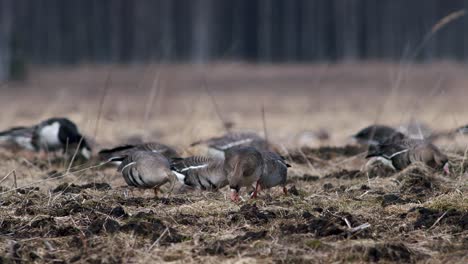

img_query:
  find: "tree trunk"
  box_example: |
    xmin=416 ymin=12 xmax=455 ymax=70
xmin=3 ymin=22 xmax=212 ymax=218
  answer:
xmin=0 ymin=0 xmax=13 ymax=81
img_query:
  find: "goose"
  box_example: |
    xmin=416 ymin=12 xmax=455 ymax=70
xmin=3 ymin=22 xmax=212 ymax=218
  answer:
xmin=352 ymin=125 xmax=403 ymax=146
xmin=190 ymin=132 xmax=270 ymax=158
xmin=366 ymin=133 xmax=449 ymax=173
xmin=224 ymin=146 xmax=290 ymax=202
xmin=170 ymin=156 xmax=227 ymax=191
xmin=98 ymin=142 xmax=179 ymax=164
xmin=118 ymin=151 xmax=175 ymax=196
xmin=0 ymin=117 xmax=91 ymax=159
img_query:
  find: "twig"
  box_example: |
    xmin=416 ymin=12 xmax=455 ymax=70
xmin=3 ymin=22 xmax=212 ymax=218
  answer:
xmin=349 ymin=223 xmax=371 ymax=233
xmin=143 ymin=68 xmax=161 ymax=130
xmin=0 ymin=169 xmax=15 ymax=185
xmin=429 ymin=211 xmax=448 ymax=230
xmin=66 ymin=136 xmax=84 ymax=174
xmin=0 ymin=162 xmax=109 ymax=196
xmin=12 ymin=170 xmax=17 ymax=189
xmin=203 ymin=76 xmax=228 ymax=132
xmin=261 ymin=104 xmax=268 ymax=143
xmin=93 ymin=70 xmax=112 ymax=140
xmin=148 ymin=227 xmax=169 ymax=251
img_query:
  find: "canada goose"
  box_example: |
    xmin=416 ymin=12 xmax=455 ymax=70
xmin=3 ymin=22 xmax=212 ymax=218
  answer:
xmin=366 ymin=133 xmax=449 ymax=173
xmin=98 ymin=142 xmax=179 ymax=164
xmin=170 ymin=156 xmax=227 ymax=191
xmin=224 ymin=146 xmax=290 ymax=202
xmin=190 ymin=132 xmax=269 ymax=158
xmin=118 ymin=151 xmax=174 ymax=196
xmin=353 ymin=125 xmax=403 ymax=146
xmin=0 ymin=117 xmax=91 ymax=159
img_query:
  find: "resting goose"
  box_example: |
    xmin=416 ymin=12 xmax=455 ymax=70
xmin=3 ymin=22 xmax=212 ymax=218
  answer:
xmin=366 ymin=133 xmax=449 ymax=173
xmin=170 ymin=156 xmax=227 ymax=191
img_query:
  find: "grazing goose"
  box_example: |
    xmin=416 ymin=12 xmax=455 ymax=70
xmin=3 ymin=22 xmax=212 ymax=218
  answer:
xmin=190 ymin=132 xmax=269 ymax=158
xmin=253 ymin=151 xmax=290 ymax=198
xmin=224 ymin=146 xmax=290 ymax=202
xmin=98 ymin=142 xmax=179 ymax=164
xmin=353 ymin=125 xmax=403 ymax=146
xmin=366 ymin=133 xmax=449 ymax=173
xmin=0 ymin=117 xmax=91 ymax=159
xmin=118 ymin=151 xmax=174 ymax=196
xmin=170 ymin=156 xmax=227 ymax=191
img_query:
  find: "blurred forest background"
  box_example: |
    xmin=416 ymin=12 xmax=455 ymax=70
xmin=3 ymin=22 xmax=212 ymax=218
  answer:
xmin=1 ymin=0 xmax=468 ymax=81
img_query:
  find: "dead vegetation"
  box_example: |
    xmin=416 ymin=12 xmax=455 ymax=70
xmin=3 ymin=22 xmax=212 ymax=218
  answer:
xmin=0 ymin=64 xmax=468 ymax=263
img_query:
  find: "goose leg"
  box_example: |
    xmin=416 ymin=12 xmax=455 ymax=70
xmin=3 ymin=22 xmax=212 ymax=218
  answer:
xmin=282 ymin=186 xmax=288 ymax=196
xmin=251 ymin=181 xmax=261 ymax=199
xmin=153 ymin=187 xmax=159 ymax=197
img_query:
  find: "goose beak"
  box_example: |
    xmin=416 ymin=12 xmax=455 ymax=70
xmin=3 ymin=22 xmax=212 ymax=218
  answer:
xmin=443 ymin=162 xmax=450 ymax=175
xmin=230 ymin=188 xmax=240 ymax=202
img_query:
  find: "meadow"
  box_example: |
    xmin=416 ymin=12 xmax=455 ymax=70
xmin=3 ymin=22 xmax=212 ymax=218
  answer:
xmin=0 ymin=62 xmax=467 ymax=263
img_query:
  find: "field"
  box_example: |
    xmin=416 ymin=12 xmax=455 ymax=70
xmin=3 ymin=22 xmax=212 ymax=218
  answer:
xmin=0 ymin=63 xmax=467 ymax=263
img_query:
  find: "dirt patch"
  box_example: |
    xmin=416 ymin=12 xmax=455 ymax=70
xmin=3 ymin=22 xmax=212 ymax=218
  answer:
xmin=410 ymin=207 xmax=468 ymax=231
xmin=202 ymin=230 xmax=268 ymax=256
xmin=228 ymin=204 xmax=276 ymax=225
xmin=281 ymin=210 xmax=369 ymax=238
xmin=362 ymin=243 xmax=415 ymax=263
xmin=398 ymin=168 xmax=439 ymax=199
xmin=381 ymin=194 xmax=410 ymax=207
xmin=52 ymin=182 xmax=111 ymax=194
xmin=324 ymin=169 xmax=364 ymax=180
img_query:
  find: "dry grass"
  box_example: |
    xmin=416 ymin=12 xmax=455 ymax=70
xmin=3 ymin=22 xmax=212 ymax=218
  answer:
xmin=0 ymin=63 xmax=467 ymax=263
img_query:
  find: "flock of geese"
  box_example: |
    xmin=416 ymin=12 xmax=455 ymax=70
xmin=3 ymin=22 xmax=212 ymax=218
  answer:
xmin=1 ymin=117 xmax=466 ymax=202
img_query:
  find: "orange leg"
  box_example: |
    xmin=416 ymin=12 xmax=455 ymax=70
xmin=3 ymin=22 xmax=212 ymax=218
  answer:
xmin=153 ymin=187 xmax=159 ymax=197
xmin=251 ymin=181 xmax=261 ymax=199
xmin=283 ymin=186 xmax=288 ymax=196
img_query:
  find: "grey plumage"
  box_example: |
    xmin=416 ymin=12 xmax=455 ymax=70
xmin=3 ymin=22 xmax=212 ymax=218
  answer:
xmin=258 ymin=151 xmax=290 ymax=189
xmin=171 ymin=156 xmax=227 ymax=191
xmin=191 ymin=132 xmax=269 ymax=158
xmin=99 ymin=142 xmax=179 ymax=163
xmin=118 ymin=151 xmax=173 ymax=191
xmin=366 ymin=133 xmax=449 ymax=172
xmin=224 ymin=146 xmax=290 ymax=201
xmin=353 ymin=125 xmax=403 ymax=146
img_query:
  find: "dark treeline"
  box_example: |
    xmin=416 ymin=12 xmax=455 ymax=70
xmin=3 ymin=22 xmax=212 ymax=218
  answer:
xmin=3 ymin=0 xmax=468 ymax=65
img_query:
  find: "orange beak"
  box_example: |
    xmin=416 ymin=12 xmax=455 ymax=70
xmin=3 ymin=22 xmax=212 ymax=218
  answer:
xmin=443 ymin=162 xmax=450 ymax=175
xmin=230 ymin=189 xmax=240 ymax=202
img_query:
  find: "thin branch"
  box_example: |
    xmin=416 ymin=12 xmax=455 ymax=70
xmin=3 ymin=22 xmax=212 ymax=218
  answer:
xmin=203 ymin=76 xmax=229 ymax=132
